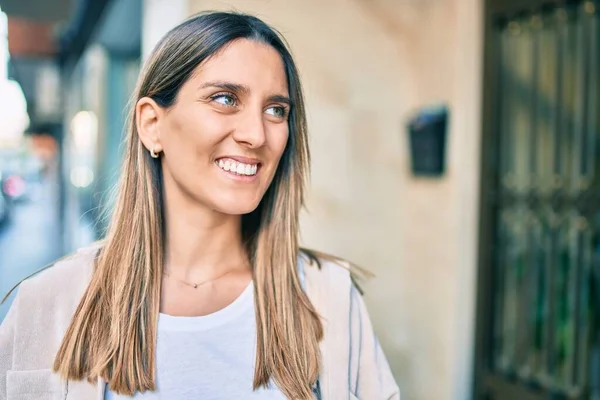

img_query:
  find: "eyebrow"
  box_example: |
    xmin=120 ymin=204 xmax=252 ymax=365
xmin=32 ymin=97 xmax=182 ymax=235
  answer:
xmin=199 ymin=81 xmax=292 ymax=106
xmin=268 ymin=95 xmax=292 ymax=106
xmin=200 ymin=81 xmax=250 ymax=95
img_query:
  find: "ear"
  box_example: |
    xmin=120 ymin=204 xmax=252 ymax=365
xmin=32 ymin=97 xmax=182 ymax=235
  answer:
xmin=136 ymin=97 xmax=164 ymax=154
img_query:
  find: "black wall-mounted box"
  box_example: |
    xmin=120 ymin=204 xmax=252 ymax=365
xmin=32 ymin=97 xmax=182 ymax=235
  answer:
xmin=407 ymin=105 xmax=449 ymax=177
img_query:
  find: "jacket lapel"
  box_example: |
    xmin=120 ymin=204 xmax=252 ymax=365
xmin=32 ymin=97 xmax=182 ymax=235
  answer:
xmin=97 ymin=377 xmax=106 ymax=399
xmin=303 ymin=261 xmax=330 ymax=398
xmin=303 ymin=258 xmax=353 ymax=400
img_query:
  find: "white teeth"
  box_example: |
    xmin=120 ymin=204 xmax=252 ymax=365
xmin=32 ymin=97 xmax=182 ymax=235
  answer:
xmin=216 ymin=159 xmax=258 ymax=176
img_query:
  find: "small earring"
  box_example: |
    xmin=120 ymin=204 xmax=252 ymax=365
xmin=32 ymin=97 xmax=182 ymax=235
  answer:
xmin=150 ymin=146 xmax=160 ymax=158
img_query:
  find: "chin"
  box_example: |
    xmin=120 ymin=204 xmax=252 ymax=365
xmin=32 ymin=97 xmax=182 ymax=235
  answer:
xmin=214 ymin=198 xmax=261 ymax=216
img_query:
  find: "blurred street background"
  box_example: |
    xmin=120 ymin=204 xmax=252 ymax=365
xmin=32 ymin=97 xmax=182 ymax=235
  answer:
xmin=0 ymin=0 xmax=599 ymax=399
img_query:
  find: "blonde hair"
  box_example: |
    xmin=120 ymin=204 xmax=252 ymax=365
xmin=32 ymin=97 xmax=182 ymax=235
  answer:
xmin=52 ymin=12 xmax=323 ymax=399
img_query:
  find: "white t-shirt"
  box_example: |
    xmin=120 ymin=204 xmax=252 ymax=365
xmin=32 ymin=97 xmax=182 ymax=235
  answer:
xmin=104 ymin=282 xmax=288 ymax=399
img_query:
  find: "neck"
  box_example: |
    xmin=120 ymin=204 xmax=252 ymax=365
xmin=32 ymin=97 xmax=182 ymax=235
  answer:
xmin=162 ymin=184 xmax=249 ymax=282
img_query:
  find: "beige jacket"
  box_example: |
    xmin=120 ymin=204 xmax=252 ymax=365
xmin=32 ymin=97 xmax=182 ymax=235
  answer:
xmin=0 ymin=245 xmax=400 ymax=400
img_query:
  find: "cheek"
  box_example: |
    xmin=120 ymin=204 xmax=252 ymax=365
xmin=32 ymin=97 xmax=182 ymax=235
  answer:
xmin=269 ymin=127 xmax=290 ymax=160
xmin=164 ymin=107 xmax=229 ymax=158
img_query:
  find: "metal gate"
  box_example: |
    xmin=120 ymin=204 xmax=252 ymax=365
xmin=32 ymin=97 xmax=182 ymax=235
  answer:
xmin=475 ymin=1 xmax=600 ymax=399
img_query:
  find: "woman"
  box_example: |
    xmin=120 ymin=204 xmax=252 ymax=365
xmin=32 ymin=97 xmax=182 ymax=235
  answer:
xmin=0 ymin=11 xmax=399 ymax=400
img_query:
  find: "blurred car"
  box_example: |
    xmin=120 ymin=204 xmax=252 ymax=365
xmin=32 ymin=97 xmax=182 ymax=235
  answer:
xmin=0 ymin=191 xmax=8 ymax=225
xmin=2 ymin=173 xmax=28 ymax=202
xmin=0 ymin=174 xmax=10 ymax=225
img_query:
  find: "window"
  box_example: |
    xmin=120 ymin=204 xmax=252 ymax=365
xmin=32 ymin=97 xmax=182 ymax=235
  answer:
xmin=476 ymin=1 xmax=600 ymax=399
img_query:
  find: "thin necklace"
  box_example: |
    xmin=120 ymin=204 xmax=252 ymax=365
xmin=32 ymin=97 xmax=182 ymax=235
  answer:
xmin=162 ymin=268 xmax=236 ymax=289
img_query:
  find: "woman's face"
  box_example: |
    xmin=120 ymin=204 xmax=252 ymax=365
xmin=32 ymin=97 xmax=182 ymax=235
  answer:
xmin=140 ymin=38 xmax=290 ymax=215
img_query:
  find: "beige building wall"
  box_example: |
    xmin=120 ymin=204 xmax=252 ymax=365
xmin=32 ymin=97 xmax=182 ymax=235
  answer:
xmin=144 ymin=1 xmax=484 ymax=398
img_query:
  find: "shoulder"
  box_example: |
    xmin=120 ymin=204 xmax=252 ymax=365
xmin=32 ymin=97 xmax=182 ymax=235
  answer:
xmin=300 ymin=249 xmax=352 ymax=287
xmin=299 ymin=248 xmax=369 ymax=294
xmin=15 ymin=243 xmax=100 ymax=315
xmin=3 ymin=244 xmax=101 ymax=371
xmin=299 ymin=249 xmax=368 ymax=316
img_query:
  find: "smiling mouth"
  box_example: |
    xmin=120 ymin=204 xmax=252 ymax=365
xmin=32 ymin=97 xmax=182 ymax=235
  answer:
xmin=215 ymin=158 xmax=260 ymax=176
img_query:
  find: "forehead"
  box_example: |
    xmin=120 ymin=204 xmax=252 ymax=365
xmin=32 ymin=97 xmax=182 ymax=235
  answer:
xmin=192 ymin=38 xmax=288 ymax=95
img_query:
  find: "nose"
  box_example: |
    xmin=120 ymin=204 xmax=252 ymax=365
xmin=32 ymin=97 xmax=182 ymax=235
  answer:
xmin=232 ymin=111 xmax=267 ymax=149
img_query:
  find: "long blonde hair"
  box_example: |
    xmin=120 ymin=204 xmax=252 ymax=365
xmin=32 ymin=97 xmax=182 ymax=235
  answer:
xmin=52 ymin=12 xmax=323 ymax=399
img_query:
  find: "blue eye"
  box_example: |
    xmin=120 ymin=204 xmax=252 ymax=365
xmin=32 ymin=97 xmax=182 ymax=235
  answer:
xmin=211 ymin=93 xmax=237 ymax=107
xmin=265 ymin=106 xmax=287 ymax=119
